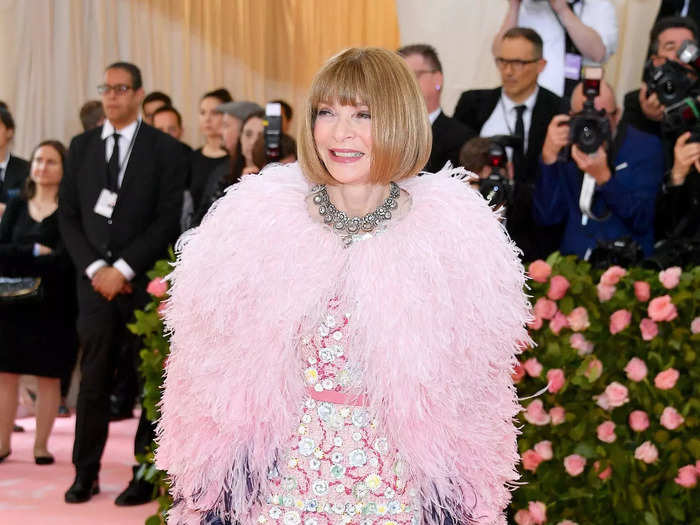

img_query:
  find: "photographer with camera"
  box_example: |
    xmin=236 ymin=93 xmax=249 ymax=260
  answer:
xmin=621 ymin=17 xmax=699 ymax=142
xmin=534 ymin=78 xmax=665 ymax=259
xmin=492 ymin=0 xmax=618 ymax=99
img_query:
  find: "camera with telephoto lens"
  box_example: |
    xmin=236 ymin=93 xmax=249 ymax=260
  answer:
xmin=568 ymin=73 xmax=612 ymax=154
xmin=263 ymin=102 xmax=283 ymax=163
xmin=588 ymin=237 xmax=644 ymax=270
xmin=478 ymin=135 xmax=521 ymax=209
xmin=660 ymin=40 xmax=700 ymax=141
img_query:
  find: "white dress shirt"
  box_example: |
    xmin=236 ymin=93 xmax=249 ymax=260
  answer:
xmin=0 ymin=150 xmax=10 ymax=183
xmin=85 ymin=118 xmax=141 ymax=282
xmin=517 ymin=0 xmax=618 ymax=96
xmin=480 ymin=86 xmax=539 ymax=156
xmin=428 ymin=107 xmax=442 ymax=125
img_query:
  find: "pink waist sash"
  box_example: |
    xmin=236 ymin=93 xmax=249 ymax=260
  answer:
xmin=306 ymin=387 xmax=368 ymax=407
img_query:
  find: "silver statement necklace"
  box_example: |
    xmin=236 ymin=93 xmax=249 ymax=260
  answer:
xmin=311 ymin=182 xmax=400 ymax=242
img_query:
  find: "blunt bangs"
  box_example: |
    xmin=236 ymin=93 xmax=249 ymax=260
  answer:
xmin=299 ymin=47 xmax=431 ymax=186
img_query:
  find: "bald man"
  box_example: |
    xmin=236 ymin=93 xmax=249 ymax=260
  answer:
xmin=533 ymin=80 xmax=665 ymax=259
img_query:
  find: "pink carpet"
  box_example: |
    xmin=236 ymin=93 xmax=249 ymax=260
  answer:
xmin=1 ymin=412 xmax=159 ymax=524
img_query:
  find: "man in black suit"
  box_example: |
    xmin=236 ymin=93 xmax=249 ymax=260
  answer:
xmin=0 ymin=105 xmax=30 ymax=219
xmin=621 ymin=17 xmax=698 ymax=153
xmin=397 ymin=44 xmax=471 ymax=173
xmin=453 ymin=27 xmax=563 ymax=262
xmin=59 ymin=62 xmax=185 ymax=505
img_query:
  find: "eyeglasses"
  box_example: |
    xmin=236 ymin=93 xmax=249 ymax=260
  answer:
xmin=494 ymin=57 xmax=540 ymax=71
xmin=97 ymin=84 xmax=134 ymax=96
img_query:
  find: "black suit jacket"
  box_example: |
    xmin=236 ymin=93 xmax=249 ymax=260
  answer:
xmin=426 ymin=112 xmax=472 ymax=173
xmin=657 ymin=0 xmax=700 ymax=26
xmin=58 ymin=122 xmax=185 ymax=277
xmin=1 ymin=154 xmax=30 ymax=203
xmin=453 ymin=86 xmax=564 ymax=261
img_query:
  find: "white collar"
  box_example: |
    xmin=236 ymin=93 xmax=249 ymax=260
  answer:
xmin=428 ymin=107 xmax=442 ymax=124
xmin=501 ymin=86 xmax=539 ymax=113
xmin=101 ymin=118 xmax=140 ymax=143
xmin=0 ymin=151 xmax=10 ymax=171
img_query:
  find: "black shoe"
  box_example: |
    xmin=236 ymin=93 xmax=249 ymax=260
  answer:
xmin=65 ymin=475 xmax=99 ymax=503
xmin=114 ymin=466 xmax=155 ymax=506
xmin=35 ymin=455 xmax=55 ymax=465
xmin=0 ymin=450 xmax=10 ymax=463
xmin=12 ymin=424 xmax=24 ymax=432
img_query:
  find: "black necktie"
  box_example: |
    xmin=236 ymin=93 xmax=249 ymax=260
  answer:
xmin=107 ymin=132 xmax=121 ymax=190
xmin=513 ymin=105 xmax=527 ymax=179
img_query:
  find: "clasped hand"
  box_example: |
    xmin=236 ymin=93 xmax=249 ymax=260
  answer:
xmin=92 ymin=266 xmax=132 ymax=301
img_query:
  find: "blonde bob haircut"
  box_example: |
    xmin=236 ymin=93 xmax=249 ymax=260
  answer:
xmin=299 ymin=47 xmax=432 ymax=185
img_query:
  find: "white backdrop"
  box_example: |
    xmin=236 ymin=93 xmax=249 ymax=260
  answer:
xmin=1 ymin=0 xmax=663 ymax=157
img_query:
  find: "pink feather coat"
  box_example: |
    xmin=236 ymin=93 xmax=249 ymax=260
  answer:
xmin=156 ymin=163 xmax=531 ymax=525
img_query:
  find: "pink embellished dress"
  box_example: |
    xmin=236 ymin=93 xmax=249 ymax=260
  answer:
xmin=256 ymin=299 xmax=421 ymax=525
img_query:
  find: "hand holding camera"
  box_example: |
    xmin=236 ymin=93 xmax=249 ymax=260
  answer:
xmin=542 ymin=114 xmax=571 ymax=164
xmin=639 ymin=83 xmax=665 ymax=122
xmin=571 ymin=144 xmax=610 ymax=185
xmin=671 ymin=130 xmax=700 ymax=186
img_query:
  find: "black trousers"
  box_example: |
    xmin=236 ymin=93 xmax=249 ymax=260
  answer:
xmin=72 ymin=275 xmax=155 ymax=479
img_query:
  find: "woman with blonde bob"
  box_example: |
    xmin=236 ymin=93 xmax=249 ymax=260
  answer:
xmin=157 ymin=47 xmax=530 ymax=525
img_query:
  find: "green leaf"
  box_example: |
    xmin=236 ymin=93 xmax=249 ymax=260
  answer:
xmin=644 ymin=511 xmax=659 ymax=525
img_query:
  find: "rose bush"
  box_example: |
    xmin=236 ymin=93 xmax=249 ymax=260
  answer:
xmin=511 ymin=254 xmax=699 ymax=525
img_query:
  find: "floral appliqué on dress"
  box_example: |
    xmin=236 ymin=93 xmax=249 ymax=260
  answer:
xmin=256 ymin=299 xmax=420 ymax=525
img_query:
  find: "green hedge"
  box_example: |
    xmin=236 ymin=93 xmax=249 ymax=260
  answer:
xmin=131 ymin=253 xmax=700 ymax=525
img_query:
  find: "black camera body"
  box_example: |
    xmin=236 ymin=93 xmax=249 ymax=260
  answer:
xmin=264 ymin=102 xmax=283 ymax=163
xmin=478 ymin=135 xmax=521 ymax=208
xmin=558 ymin=76 xmax=612 ymax=160
xmin=644 ymin=59 xmax=696 ymax=107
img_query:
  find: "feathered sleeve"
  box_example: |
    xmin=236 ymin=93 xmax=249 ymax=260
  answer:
xmin=344 ymin=169 xmax=531 ymax=525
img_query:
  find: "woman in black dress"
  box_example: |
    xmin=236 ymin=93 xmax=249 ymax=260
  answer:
xmin=189 ymin=88 xmax=232 ymax=210
xmin=0 ymin=140 xmax=77 ymax=465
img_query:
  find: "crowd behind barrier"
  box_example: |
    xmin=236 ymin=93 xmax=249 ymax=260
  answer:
xmin=0 ymin=1 xmax=699 ymax=523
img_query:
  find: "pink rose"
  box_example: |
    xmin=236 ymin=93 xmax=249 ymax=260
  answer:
xmin=512 ymin=361 xmax=526 ymax=383
xmin=609 ymin=309 xmax=632 ymax=335
xmin=567 ymin=306 xmax=590 ymax=332
xmin=634 ymin=441 xmax=658 ymax=464
xmin=523 ymin=399 xmax=551 ymax=426
xmin=528 ymin=260 xmax=551 ymax=283
xmin=547 ymin=275 xmax=570 ymax=300
xmin=514 ymin=509 xmax=535 ymax=525
xmin=549 ymin=311 xmax=569 ymax=335
xmin=523 ymin=357 xmax=543 ymax=378
xmin=546 ymin=368 xmax=566 ymax=394
xmin=534 ymin=440 xmax=553 ymax=460
xmin=634 ymin=281 xmax=651 ymax=302
xmin=564 ymin=454 xmax=586 ymax=476
xmin=624 ymin=357 xmax=647 ymax=382
xmin=593 ymin=460 xmax=612 ymax=480
xmin=597 ymin=421 xmax=617 ymax=443
xmin=674 ymin=465 xmax=698 ymax=488
xmin=648 ymin=295 xmax=678 ymax=322
xmin=533 ymin=297 xmax=558 ymax=320
xmin=629 ymin=410 xmax=650 ymax=432
xmin=654 ymin=368 xmax=680 ymax=390
xmin=549 ymin=406 xmax=566 ymax=425
xmin=584 ymin=359 xmax=603 ymax=382
xmin=521 ymin=449 xmax=544 ymax=472
xmin=596 ymin=382 xmax=628 ymax=410
xmin=596 ymin=283 xmax=616 ymax=302
xmin=600 ymin=265 xmax=627 ymax=285
xmin=146 ymin=277 xmax=168 ymax=297
xmin=528 ymin=316 xmax=543 ymax=331
xmin=659 ymin=266 xmax=682 ymax=289
xmin=639 ymin=318 xmax=658 ymax=341
xmin=691 ymin=317 xmax=700 ymax=334
xmin=569 ymin=333 xmax=594 ymax=355
xmin=660 ymin=406 xmax=685 ymax=430
xmin=528 ymin=501 xmax=547 ymax=525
